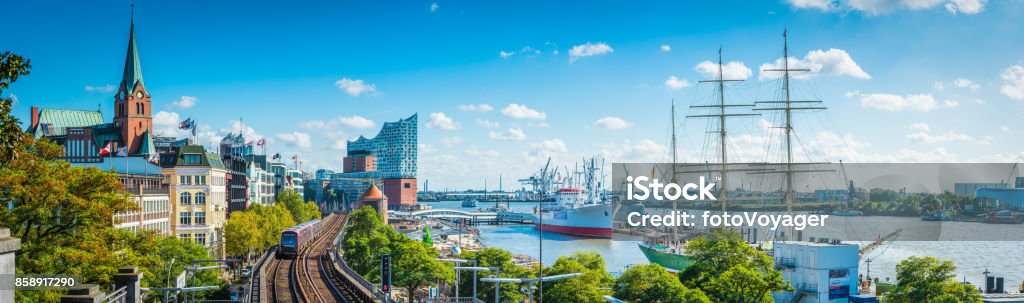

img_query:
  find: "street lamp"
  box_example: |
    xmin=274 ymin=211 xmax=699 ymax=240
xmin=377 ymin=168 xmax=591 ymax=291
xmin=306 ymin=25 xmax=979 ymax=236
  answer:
xmin=481 ymin=272 xmax=580 ymax=303
xmin=454 ymin=266 xmax=493 ymax=302
xmin=438 ymin=258 xmax=475 ymax=299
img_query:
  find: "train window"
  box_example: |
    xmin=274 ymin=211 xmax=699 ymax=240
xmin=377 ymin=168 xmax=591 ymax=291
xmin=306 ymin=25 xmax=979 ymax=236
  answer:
xmin=281 ymin=233 xmax=297 ymax=247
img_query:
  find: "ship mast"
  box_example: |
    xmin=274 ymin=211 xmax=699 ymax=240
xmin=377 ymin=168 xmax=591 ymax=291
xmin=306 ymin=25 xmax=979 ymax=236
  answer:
xmin=670 ymin=100 xmax=677 ymax=242
xmin=689 ymin=48 xmax=759 ymax=212
xmin=754 ymin=29 xmax=830 ymax=239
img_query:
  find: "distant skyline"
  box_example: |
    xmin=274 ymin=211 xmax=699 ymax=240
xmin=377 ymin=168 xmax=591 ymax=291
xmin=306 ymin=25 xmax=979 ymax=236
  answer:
xmin=4 ymin=0 xmax=1024 ymax=190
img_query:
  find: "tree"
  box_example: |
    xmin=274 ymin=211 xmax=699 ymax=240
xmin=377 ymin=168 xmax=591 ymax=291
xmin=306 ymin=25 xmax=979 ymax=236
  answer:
xmin=277 ymin=189 xmax=319 ymax=223
xmin=884 ymin=256 xmax=981 ymax=303
xmin=342 ymin=205 xmax=394 ymax=281
xmin=225 ymin=211 xmax=261 ymax=260
xmin=678 ymin=228 xmax=790 ymax=303
xmin=457 ymin=247 xmax=533 ymax=303
xmin=0 ymin=52 xmax=30 ymax=168
xmin=614 ymin=263 xmax=710 ymax=303
xmin=541 ymin=251 xmax=614 ymax=303
xmin=249 ymin=203 xmax=297 ymax=249
xmin=391 ymin=238 xmax=454 ymax=303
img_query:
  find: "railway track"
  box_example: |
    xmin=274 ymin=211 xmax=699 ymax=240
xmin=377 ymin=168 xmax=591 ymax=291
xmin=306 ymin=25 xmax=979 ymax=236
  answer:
xmin=264 ymin=213 xmax=363 ymax=303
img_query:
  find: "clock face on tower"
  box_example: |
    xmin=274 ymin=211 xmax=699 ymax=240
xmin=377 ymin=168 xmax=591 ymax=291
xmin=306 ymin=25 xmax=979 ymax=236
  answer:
xmin=136 ymin=91 xmax=144 ymax=99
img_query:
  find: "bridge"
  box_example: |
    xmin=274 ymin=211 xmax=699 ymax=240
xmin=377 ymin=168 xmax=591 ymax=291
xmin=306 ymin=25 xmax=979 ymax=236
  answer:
xmin=391 ymin=208 xmax=535 ymax=225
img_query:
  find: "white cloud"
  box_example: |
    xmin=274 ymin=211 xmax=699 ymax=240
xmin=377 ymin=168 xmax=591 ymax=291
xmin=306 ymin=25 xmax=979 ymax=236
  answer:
xmin=568 ymin=42 xmax=614 ymax=63
xmin=785 ymin=0 xmax=834 ymax=10
xmin=276 ymin=132 xmax=313 ymax=150
xmin=170 ymin=96 xmax=198 ymax=109
xmin=759 ymin=49 xmax=870 ymax=80
xmin=458 ymin=104 xmax=494 ymax=112
xmin=440 ymin=136 xmax=462 ymax=147
xmin=300 ymin=115 xmax=375 ymax=130
xmin=933 ymin=81 xmax=946 ymax=91
xmin=593 ymin=117 xmax=633 ymax=129
xmin=499 ymin=51 xmax=515 ymax=59
xmin=905 ymin=123 xmax=931 ymax=132
xmin=945 ymin=0 xmax=985 ymax=14
xmin=488 ymin=128 xmax=527 ymax=141
xmin=1000 ymin=126 xmax=1010 ymax=132
xmin=84 ymin=84 xmax=115 ymax=93
xmin=858 ymin=93 xmax=957 ymax=111
xmin=528 ymin=121 xmax=550 ymax=128
xmin=1000 ymin=65 xmax=1024 ymax=100
xmin=335 ymin=78 xmax=378 ymax=97
xmin=907 ymin=130 xmax=973 ymax=144
xmin=786 ymin=0 xmax=986 ymax=15
xmin=475 ymin=118 xmax=500 ymax=128
xmin=338 ymin=116 xmax=375 ymax=129
xmin=527 ymin=139 xmax=567 ymax=158
xmin=695 ymin=60 xmax=753 ymax=80
xmin=500 ymin=103 xmax=546 ymax=120
xmin=153 ymin=111 xmax=183 ymax=137
xmin=426 ymin=112 xmax=461 ymax=130
xmin=430 ymin=2 xmax=439 ymax=12
xmin=664 ymin=76 xmax=690 ymax=90
xmin=660 ymin=45 xmax=671 ymax=52
xmin=331 ymin=140 xmax=347 ymax=151
xmin=953 ymin=77 xmax=981 ymax=92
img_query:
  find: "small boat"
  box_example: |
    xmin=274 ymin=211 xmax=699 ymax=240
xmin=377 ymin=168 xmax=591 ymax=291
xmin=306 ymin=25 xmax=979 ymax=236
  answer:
xmin=832 ymin=209 xmax=864 ymax=217
xmin=983 ymin=210 xmax=1022 ymax=224
xmin=638 ymin=238 xmax=694 ymax=272
xmin=461 ymin=198 xmax=478 ymax=208
xmin=921 ymin=210 xmax=957 ymax=221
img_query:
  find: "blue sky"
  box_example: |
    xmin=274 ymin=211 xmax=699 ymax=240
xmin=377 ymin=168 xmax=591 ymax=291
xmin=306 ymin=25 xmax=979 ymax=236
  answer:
xmin=4 ymin=0 xmax=1024 ymax=190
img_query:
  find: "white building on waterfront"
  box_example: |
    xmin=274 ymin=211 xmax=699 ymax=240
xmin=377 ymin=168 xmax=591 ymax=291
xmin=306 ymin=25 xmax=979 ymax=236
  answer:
xmin=773 ymin=239 xmax=860 ymax=303
xmin=248 ymin=161 xmax=276 ymax=206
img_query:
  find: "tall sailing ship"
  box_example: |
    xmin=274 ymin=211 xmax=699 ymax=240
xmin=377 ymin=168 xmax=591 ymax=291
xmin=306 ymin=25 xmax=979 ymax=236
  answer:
xmin=639 ymin=31 xmax=828 ymax=271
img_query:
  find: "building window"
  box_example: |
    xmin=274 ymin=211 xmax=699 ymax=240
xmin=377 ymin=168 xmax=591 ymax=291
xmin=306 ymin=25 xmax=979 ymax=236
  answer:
xmin=179 ymin=175 xmax=186 ymax=185
xmin=184 ymin=154 xmax=202 ymax=165
xmin=195 ymin=192 xmax=206 ymax=205
xmin=194 ymin=211 xmax=205 ymax=225
xmin=195 ymin=233 xmax=206 ymax=245
xmin=200 ymin=176 xmax=207 ymax=185
xmin=180 ymin=212 xmax=191 ymax=225
xmin=180 ymin=192 xmax=191 ymax=205
xmin=404 ymin=183 xmax=410 ymax=189
xmin=179 ymin=234 xmax=189 ymax=241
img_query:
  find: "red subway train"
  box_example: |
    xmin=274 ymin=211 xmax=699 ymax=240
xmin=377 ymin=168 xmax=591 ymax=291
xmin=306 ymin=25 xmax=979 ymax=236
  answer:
xmin=277 ymin=219 xmax=322 ymax=258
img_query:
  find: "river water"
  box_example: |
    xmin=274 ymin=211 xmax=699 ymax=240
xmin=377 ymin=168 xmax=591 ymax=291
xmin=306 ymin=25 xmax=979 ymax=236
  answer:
xmin=421 ymin=201 xmax=1024 ymax=288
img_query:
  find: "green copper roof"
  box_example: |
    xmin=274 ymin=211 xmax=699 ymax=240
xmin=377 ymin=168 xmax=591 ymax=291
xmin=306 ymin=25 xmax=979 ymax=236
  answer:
xmin=32 ymin=109 xmax=104 ymax=137
xmin=171 ymin=145 xmax=224 ymax=169
xmin=137 ymin=130 xmax=156 ymax=156
xmin=120 ymin=22 xmax=144 ymax=95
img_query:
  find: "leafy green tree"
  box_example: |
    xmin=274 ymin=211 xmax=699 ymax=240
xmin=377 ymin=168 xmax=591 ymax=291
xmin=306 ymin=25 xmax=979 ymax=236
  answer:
xmin=541 ymin=251 xmax=614 ymax=303
xmin=277 ymin=189 xmax=319 ymax=223
xmin=342 ymin=206 xmax=393 ymax=281
xmin=678 ymin=228 xmax=790 ymax=303
xmin=884 ymin=256 xmax=982 ymax=303
xmin=614 ymin=263 xmax=710 ymax=303
xmin=391 ymin=238 xmax=454 ymax=303
xmin=249 ymin=203 xmax=297 ymax=249
xmin=225 ymin=211 xmax=261 ymax=260
xmin=0 ymin=52 xmax=30 ymax=167
xmin=457 ymin=247 xmax=533 ymax=303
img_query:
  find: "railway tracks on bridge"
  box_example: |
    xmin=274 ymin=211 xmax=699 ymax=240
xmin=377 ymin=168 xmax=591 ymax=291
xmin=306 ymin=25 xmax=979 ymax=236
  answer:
xmin=265 ymin=212 xmax=376 ymax=303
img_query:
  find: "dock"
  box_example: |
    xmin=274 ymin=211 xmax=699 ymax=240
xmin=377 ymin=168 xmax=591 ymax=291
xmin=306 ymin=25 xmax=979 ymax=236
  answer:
xmin=390 ymin=208 xmax=536 ymax=225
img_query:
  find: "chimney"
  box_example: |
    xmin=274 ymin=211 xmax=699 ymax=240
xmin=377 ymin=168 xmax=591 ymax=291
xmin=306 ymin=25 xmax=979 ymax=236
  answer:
xmin=30 ymin=106 xmax=39 ymax=130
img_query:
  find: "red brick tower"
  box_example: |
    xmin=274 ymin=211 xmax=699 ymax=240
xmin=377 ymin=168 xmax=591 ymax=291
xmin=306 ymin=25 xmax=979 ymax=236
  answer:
xmin=113 ymin=20 xmax=152 ymax=154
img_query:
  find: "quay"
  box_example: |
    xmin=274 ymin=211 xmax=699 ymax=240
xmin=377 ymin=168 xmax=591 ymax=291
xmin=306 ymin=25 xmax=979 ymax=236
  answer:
xmin=390 ymin=208 xmax=536 ymax=225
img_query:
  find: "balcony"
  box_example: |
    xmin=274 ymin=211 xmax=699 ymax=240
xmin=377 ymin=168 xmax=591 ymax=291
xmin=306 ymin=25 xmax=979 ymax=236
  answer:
xmin=796 ymin=283 xmax=819 ymax=295
xmin=775 ymin=257 xmax=797 ymax=269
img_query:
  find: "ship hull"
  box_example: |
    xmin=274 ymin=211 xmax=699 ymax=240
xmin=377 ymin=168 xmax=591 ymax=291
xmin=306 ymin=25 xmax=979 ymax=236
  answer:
xmin=535 ymin=203 xmax=613 ymax=238
xmin=638 ymin=243 xmax=694 ymax=272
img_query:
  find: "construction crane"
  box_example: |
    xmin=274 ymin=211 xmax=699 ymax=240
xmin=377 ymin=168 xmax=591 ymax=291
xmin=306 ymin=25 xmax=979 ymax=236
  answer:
xmin=860 ymin=228 xmax=902 ymax=257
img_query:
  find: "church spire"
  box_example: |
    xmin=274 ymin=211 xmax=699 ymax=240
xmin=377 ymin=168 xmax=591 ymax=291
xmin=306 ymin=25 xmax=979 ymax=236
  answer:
xmin=121 ymin=12 xmax=144 ymax=96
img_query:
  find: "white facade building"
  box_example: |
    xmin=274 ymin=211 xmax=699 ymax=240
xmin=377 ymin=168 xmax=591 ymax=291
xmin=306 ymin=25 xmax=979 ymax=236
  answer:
xmin=248 ymin=162 xmax=276 ymax=206
xmin=773 ymin=240 xmax=860 ymax=303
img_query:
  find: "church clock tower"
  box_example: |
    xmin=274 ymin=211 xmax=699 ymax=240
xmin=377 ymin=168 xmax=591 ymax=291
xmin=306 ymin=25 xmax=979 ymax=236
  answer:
xmin=113 ymin=19 xmax=152 ymax=154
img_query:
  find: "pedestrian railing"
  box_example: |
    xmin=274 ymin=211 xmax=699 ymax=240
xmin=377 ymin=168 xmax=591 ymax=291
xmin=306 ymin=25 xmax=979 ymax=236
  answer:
xmin=101 ymin=286 xmax=127 ymax=303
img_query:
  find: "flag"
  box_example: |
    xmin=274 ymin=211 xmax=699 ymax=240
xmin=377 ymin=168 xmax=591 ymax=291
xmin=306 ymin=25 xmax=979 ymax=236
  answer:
xmin=147 ymin=153 xmax=160 ymax=163
xmin=246 ymin=141 xmax=253 ymax=147
xmin=272 ymin=153 xmax=281 ymax=160
xmin=99 ymin=142 xmax=112 ymax=156
xmin=178 ymin=118 xmax=193 ymax=130
xmin=115 ymin=147 xmax=127 ymax=157
xmin=256 ymin=138 xmax=265 ymax=147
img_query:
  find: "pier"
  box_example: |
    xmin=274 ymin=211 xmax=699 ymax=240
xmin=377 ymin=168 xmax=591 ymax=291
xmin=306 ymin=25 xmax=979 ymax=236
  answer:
xmin=391 ymin=208 xmax=536 ymax=225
